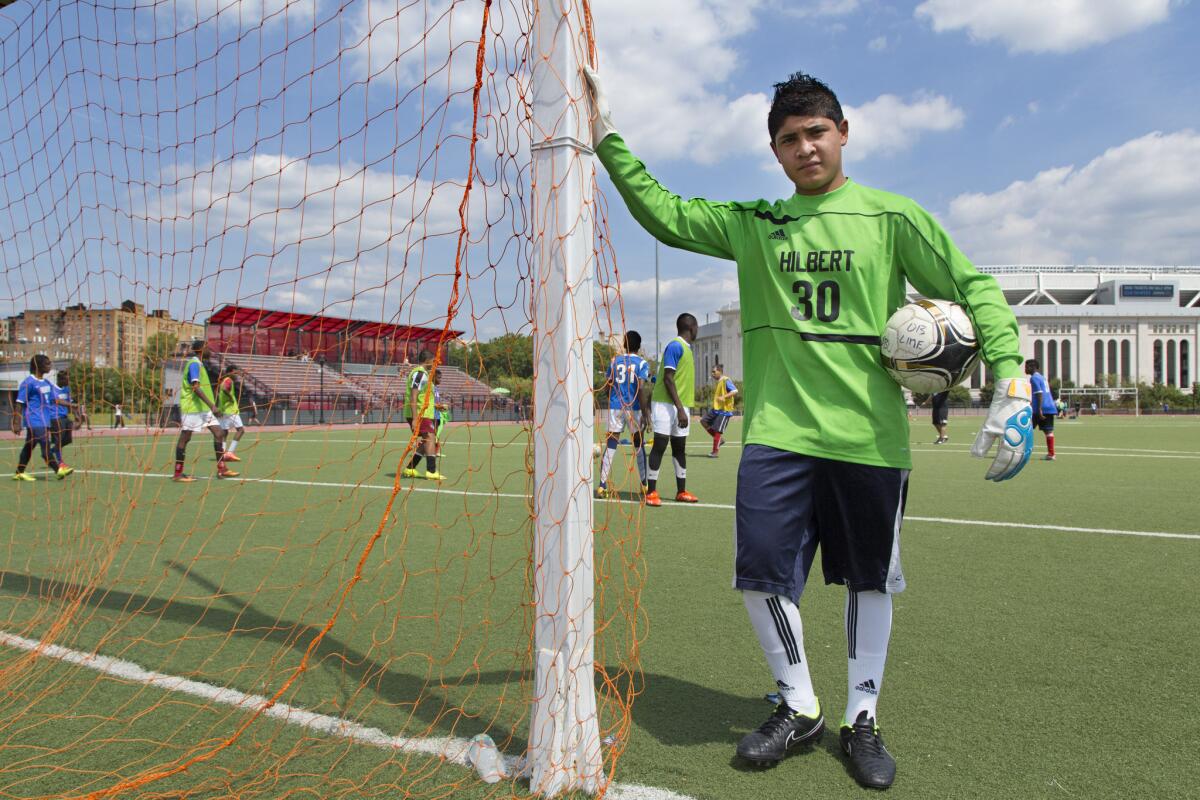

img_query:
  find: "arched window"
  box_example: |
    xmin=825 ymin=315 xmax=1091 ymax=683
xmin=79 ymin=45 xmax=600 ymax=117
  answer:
xmin=1061 ymin=340 xmax=1072 ymax=385
xmin=1166 ymin=340 xmax=1177 ymax=387
xmin=1153 ymin=340 xmax=1163 ymax=384
xmin=1108 ymin=340 xmax=1119 ymax=384
xmin=1121 ymin=340 xmax=1132 ymax=383
xmin=1094 ymin=340 xmax=1105 ymax=384
xmin=1047 ymin=340 xmax=1059 ymax=381
xmin=1034 ymin=339 xmax=1044 ymax=366
xmin=1181 ymin=340 xmax=1191 ymax=389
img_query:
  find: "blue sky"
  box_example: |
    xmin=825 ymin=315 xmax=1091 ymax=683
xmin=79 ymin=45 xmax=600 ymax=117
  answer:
xmin=0 ymin=0 xmax=1197 ymax=349
xmin=595 ymin=0 xmax=1200 ymax=344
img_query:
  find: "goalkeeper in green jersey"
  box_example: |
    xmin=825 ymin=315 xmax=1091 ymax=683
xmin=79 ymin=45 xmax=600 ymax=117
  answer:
xmin=584 ymin=67 xmax=1033 ymax=790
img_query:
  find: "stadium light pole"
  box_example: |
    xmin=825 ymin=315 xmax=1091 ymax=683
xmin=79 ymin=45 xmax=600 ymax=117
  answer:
xmin=528 ymin=1 xmax=603 ymax=794
xmin=317 ymin=355 xmax=325 ymax=424
xmin=655 ymin=239 xmax=660 ymax=358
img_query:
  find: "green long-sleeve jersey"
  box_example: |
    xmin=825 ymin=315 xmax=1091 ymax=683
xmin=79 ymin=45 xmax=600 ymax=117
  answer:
xmin=596 ymin=134 xmax=1021 ymax=469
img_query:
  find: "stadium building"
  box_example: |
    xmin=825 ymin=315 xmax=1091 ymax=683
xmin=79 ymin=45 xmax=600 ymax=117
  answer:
xmin=693 ymin=266 xmax=1200 ymax=394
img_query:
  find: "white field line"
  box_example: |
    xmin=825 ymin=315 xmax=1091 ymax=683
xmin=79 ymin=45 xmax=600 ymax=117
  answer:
xmin=9 ymin=437 xmax=1200 ymax=461
xmin=70 ymin=469 xmax=1200 ymax=541
xmin=907 ymin=447 xmax=1200 ymax=460
xmin=0 ymin=631 xmax=697 ymax=800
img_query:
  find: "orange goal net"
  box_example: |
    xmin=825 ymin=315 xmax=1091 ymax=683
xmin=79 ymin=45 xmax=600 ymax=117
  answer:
xmin=0 ymin=0 xmax=643 ymax=797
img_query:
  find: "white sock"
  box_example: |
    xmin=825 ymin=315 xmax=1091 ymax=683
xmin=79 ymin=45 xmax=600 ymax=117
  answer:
xmin=743 ymin=590 xmax=819 ymax=716
xmin=227 ymin=439 xmax=239 ymax=454
xmin=845 ymin=590 xmax=892 ymax=724
xmin=635 ymin=446 xmax=647 ymax=484
xmin=599 ymin=443 xmax=616 ymax=484
xmin=672 ymin=457 xmax=686 ymax=479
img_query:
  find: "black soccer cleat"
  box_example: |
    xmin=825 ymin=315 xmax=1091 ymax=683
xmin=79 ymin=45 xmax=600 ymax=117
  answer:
xmin=840 ymin=710 xmax=896 ymax=789
xmin=736 ymin=702 xmax=824 ymax=765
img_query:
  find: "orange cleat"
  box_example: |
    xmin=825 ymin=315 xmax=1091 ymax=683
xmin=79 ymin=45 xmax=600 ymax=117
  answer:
xmin=172 ymin=473 xmax=196 ymax=483
xmin=222 ymin=452 xmax=242 ymax=462
xmin=644 ymin=490 xmax=662 ymax=507
xmin=675 ymin=490 xmax=699 ymax=503
xmin=217 ymin=466 xmax=240 ymax=479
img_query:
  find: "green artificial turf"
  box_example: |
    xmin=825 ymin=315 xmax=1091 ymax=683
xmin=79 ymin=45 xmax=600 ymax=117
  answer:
xmin=1 ymin=415 xmax=1197 ymax=799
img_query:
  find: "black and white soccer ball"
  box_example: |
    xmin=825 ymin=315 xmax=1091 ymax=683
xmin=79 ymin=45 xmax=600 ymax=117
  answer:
xmin=880 ymin=299 xmax=980 ymax=394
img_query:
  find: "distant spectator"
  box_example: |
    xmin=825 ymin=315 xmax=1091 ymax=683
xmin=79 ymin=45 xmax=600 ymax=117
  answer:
xmin=930 ymin=390 xmax=950 ymax=445
xmin=113 ymin=403 xmax=125 ymax=429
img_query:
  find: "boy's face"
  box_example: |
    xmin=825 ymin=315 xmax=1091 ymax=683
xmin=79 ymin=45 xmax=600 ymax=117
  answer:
xmin=770 ymin=114 xmax=849 ymax=195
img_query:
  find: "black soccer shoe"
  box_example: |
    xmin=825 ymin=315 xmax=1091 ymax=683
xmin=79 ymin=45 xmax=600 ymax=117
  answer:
xmin=839 ymin=710 xmax=896 ymax=789
xmin=735 ymin=702 xmax=824 ymax=765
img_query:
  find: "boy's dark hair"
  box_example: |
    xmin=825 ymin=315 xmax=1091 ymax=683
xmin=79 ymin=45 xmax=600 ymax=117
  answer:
xmin=624 ymin=331 xmax=642 ymax=353
xmin=30 ymin=354 xmax=51 ymax=374
xmin=676 ymin=313 xmax=697 ymax=333
xmin=1025 ymin=359 xmax=1041 ymax=371
xmin=768 ymin=72 xmax=843 ymax=142
xmin=191 ymin=339 xmax=206 ymax=353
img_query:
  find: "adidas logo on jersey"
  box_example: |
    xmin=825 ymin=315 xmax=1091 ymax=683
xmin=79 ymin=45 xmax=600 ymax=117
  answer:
xmin=768 ymin=228 xmax=787 ymax=240
xmin=854 ymin=679 xmax=878 ymax=695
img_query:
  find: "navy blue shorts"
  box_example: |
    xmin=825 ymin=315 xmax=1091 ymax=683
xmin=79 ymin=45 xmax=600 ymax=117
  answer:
xmin=1034 ymin=413 xmax=1055 ymax=432
xmin=734 ymin=445 xmax=909 ymax=602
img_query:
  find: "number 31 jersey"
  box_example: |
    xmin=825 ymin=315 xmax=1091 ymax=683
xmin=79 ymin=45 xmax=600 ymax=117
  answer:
xmin=597 ymin=134 xmax=1021 ymax=469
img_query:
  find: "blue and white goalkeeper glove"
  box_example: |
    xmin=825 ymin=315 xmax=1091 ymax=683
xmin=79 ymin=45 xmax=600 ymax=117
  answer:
xmin=581 ymin=65 xmax=618 ymax=147
xmin=970 ymin=377 xmax=1033 ymax=482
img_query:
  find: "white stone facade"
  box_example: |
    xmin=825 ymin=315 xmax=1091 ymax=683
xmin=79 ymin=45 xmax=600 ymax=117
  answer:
xmin=692 ymin=266 xmax=1200 ymax=392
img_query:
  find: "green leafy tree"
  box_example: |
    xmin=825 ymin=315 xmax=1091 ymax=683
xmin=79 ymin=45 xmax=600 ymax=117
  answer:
xmin=143 ymin=332 xmax=178 ymax=369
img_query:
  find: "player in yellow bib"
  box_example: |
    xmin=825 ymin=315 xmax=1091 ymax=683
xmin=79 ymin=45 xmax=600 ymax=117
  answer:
xmin=174 ymin=339 xmax=238 ymax=482
xmin=401 ymin=350 xmax=444 ymax=481
xmin=216 ymin=368 xmax=246 ymax=462
xmin=700 ymin=365 xmax=738 ymax=457
xmin=644 ymin=313 xmax=698 ymax=506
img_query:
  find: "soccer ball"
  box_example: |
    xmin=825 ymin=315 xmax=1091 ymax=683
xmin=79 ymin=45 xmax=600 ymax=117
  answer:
xmin=592 ymin=443 xmax=602 ymax=458
xmin=880 ymin=299 xmax=980 ymax=393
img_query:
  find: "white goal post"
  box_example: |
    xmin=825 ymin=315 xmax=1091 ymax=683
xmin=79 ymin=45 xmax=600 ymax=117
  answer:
xmin=527 ymin=0 xmax=604 ymax=796
xmin=1057 ymin=387 xmax=1140 ymax=416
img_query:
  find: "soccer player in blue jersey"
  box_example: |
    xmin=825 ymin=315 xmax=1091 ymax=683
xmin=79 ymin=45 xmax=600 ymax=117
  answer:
xmin=11 ymin=355 xmax=71 ymax=481
xmin=646 ymin=314 xmax=700 ymax=506
xmin=597 ymin=331 xmax=651 ymax=499
xmin=1025 ymin=359 xmax=1057 ymax=460
xmin=47 ymin=371 xmax=76 ymax=468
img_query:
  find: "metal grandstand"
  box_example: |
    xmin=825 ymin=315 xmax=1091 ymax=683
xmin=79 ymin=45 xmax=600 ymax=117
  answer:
xmin=159 ymin=305 xmax=507 ymax=425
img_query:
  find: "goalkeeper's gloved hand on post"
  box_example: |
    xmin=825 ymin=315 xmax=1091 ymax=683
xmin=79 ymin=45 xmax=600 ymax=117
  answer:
xmin=970 ymin=376 xmax=1033 ymax=481
xmin=581 ymin=65 xmax=618 ymax=147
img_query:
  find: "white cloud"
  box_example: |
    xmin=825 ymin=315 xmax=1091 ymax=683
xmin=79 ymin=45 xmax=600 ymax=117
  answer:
xmin=942 ymin=130 xmax=1200 ymax=264
xmin=597 ymin=266 xmax=738 ymax=350
xmin=842 ymin=93 xmax=966 ymax=162
xmin=914 ymin=0 xmax=1172 ymax=54
xmin=186 ymin=0 xmax=317 ymax=27
xmin=342 ymin=0 xmax=489 ymax=91
xmin=868 ymin=35 xmax=889 ymax=52
xmin=770 ymin=0 xmax=861 ymax=17
xmin=592 ymin=0 xmax=771 ymax=164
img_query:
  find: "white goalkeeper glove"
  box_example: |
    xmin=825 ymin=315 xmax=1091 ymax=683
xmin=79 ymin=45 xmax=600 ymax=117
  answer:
xmin=970 ymin=376 xmax=1034 ymax=482
xmin=581 ymin=65 xmax=618 ymax=147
